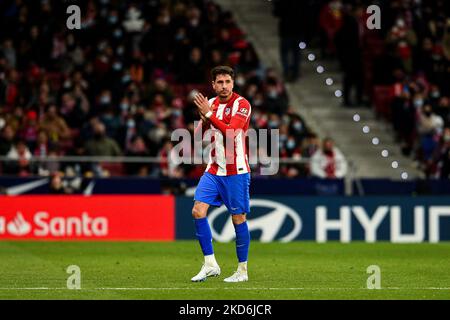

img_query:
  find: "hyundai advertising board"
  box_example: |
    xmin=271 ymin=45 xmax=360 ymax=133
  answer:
xmin=176 ymin=197 xmax=450 ymax=242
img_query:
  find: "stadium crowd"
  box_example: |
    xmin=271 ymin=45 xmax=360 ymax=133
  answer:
xmin=370 ymin=0 xmax=450 ymax=179
xmin=0 ymin=0 xmax=347 ymax=179
xmin=310 ymin=0 xmax=449 ymax=178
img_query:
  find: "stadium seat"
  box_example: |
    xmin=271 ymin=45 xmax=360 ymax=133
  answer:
xmin=100 ymin=162 xmax=125 ymax=176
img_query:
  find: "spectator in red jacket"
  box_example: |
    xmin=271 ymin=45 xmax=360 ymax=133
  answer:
xmin=319 ymin=0 xmax=343 ymax=58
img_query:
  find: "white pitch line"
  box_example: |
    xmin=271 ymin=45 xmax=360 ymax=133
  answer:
xmin=0 ymin=287 xmax=450 ymax=291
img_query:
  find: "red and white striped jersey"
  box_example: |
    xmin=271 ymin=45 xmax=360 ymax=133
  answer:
xmin=204 ymin=92 xmax=252 ymax=176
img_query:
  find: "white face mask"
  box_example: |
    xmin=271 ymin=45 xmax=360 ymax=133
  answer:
xmin=190 ymin=18 xmax=199 ymax=27
xmin=397 ymin=19 xmax=405 ymax=28
xmin=112 ymin=62 xmax=122 ymax=71
xmin=268 ymin=90 xmax=278 ymax=99
xmin=330 ymin=1 xmax=342 ymax=11
xmin=162 ymin=16 xmax=170 ymax=25
xmin=254 ymin=99 xmax=263 ymax=107
xmin=236 ymin=77 xmax=245 ymax=87
xmin=127 ymin=119 xmax=135 ymax=128
xmin=431 ymin=91 xmax=440 ymax=98
xmin=414 ymin=99 xmax=424 ymax=108
xmin=100 ymin=95 xmax=111 ymax=104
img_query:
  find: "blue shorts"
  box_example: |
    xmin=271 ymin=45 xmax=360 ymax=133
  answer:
xmin=194 ymin=172 xmax=250 ymax=214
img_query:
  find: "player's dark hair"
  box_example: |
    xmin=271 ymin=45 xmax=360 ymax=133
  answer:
xmin=211 ymin=66 xmax=235 ymax=82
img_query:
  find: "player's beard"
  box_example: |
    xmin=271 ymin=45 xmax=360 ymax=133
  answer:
xmin=219 ymin=90 xmax=231 ymax=100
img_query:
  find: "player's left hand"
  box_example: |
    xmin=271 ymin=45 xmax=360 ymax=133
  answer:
xmin=193 ymin=93 xmax=210 ymax=116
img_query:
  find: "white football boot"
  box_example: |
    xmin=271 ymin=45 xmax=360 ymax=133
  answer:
xmin=191 ymin=254 xmax=221 ymax=282
xmin=224 ymin=262 xmax=248 ymax=283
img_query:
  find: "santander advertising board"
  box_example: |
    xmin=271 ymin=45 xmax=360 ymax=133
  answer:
xmin=0 ymin=196 xmax=174 ymax=240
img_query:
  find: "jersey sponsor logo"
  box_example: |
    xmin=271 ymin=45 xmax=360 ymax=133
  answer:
xmin=208 ymin=199 xmax=302 ymax=242
xmin=236 ymin=107 xmax=248 ymax=117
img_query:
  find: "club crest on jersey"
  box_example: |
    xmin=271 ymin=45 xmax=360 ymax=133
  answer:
xmin=225 ymin=108 xmax=231 ymax=116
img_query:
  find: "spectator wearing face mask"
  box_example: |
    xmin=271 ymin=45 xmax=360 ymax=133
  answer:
xmin=386 ymin=17 xmax=417 ymax=74
xmin=428 ymin=127 xmax=450 ymax=179
xmin=438 ymin=129 xmax=450 ymax=179
xmin=125 ymin=135 xmax=151 ymax=176
xmin=122 ymin=6 xmax=145 ymax=33
xmin=417 ymin=103 xmax=444 ymax=162
xmin=84 ymin=122 xmax=122 ymax=157
xmin=272 ymin=0 xmax=308 ymax=82
xmin=289 ymin=115 xmax=308 ymax=141
xmin=435 ymin=96 xmax=450 ymax=125
xmin=264 ymin=77 xmax=288 ymax=116
xmin=310 ymin=138 xmax=347 ymax=179
xmin=0 ymin=125 xmax=15 ymax=155
xmin=179 ymin=47 xmax=207 ymax=84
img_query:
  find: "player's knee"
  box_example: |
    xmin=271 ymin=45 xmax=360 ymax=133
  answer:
xmin=192 ymin=206 xmax=206 ymax=219
xmin=232 ymin=214 xmax=246 ymax=225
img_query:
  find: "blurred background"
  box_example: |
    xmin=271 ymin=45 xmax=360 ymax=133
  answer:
xmin=0 ymin=0 xmax=448 ymax=197
xmin=0 ymin=2 xmax=449 ymax=300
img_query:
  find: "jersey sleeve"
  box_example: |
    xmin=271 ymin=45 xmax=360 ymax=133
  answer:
xmin=234 ymin=99 xmax=251 ymax=121
xmin=208 ymin=99 xmax=251 ymax=138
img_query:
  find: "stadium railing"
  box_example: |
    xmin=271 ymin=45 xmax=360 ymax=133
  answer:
xmin=0 ymin=155 xmax=355 ymax=195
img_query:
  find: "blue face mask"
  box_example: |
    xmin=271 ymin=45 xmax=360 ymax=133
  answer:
xmin=127 ymin=119 xmax=135 ymax=128
xmin=286 ymin=140 xmax=296 ymax=149
xmin=113 ymin=29 xmax=122 ymax=38
xmin=122 ymin=74 xmax=131 ymax=83
xmin=413 ymin=99 xmax=424 ymax=108
xmin=268 ymin=121 xmax=279 ymax=128
xmin=268 ymin=90 xmax=278 ymax=99
xmin=175 ymin=33 xmax=185 ymax=41
xmin=293 ymin=121 xmax=303 ymax=131
xmin=113 ymin=62 xmax=122 ymax=71
xmin=109 ymin=16 xmax=118 ymax=24
xmin=100 ymin=95 xmax=111 ymax=105
xmin=120 ymin=103 xmax=129 ymax=111
xmin=117 ymin=46 xmax=125 ymax=56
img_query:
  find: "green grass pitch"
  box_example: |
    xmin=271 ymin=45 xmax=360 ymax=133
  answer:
xmin=0 ymin=241 xmax=449 ymax=300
